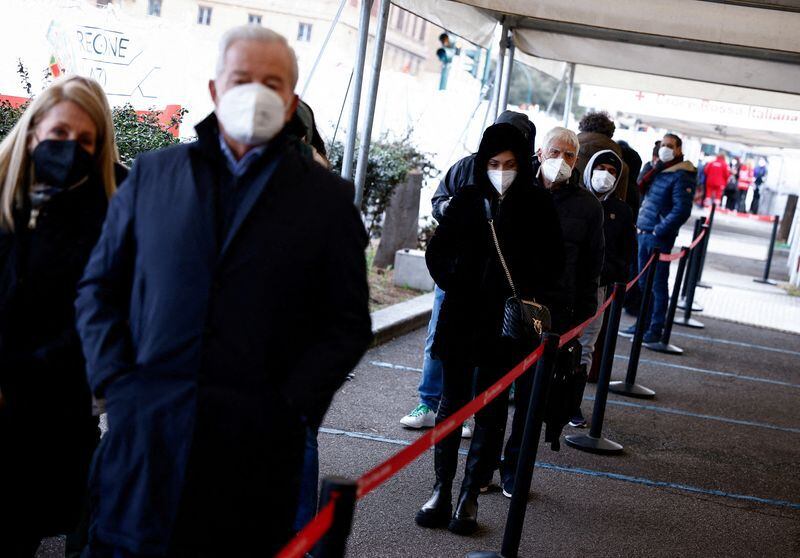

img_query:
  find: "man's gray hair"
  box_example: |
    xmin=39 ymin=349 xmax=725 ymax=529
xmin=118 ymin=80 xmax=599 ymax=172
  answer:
xmin=542 ymin=126 xmax=579 ymax=152
xmin=215 ymin=25 xmax=299 ymax=88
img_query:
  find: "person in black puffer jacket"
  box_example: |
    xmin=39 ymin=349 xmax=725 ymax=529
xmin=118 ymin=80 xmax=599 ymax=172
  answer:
xmin=417 ymin=123 xmax=563 ymax=536
xmin=0 ymin=75 xmax=123 ymax=557
xmin=501 ymin=126 xmax=604 ymax=490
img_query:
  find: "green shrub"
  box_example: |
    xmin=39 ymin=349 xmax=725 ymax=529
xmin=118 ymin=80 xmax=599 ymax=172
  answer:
xmin=328 ymin=133 xmax=433 ymax=238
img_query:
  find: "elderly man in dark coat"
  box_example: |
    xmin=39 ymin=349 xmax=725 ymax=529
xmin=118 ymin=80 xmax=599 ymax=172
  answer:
xmin=75 ymin=26 xmax=372 ymax=557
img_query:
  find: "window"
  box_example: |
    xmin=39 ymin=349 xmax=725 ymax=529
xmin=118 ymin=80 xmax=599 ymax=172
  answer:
xmin=198 ymin=5 xmax=212 ymax=25
xmin=418 ymin=19 xmax=426 ymax=41
xmin=297 ymin=22 xmax=312 ymax=42
xmin=395 ymin=10 xmax=405 ymax=31
xmin=411 ymin=17 xmax=418 ymax=38
xmin=148 ymin=0 xmax=162 ymax=16
xmin=248 ymin=13 xmax=262 ymax=25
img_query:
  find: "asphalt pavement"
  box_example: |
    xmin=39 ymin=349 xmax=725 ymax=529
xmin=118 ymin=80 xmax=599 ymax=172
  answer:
xmin=320 ymin=316 xmax=800 ymax=558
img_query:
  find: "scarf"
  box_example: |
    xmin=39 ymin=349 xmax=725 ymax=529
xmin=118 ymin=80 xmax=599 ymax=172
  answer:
xmin=637 ymin=154 xmax=684 ymax=193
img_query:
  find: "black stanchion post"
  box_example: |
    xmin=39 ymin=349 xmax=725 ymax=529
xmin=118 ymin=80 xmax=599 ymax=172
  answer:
xmin=676 ymin=224 xmax=708 ymax=329
xmin=611 ymin=250 xmax=659 ymax=399
xmin=678 ymin=218 xmax=704 ymax=313
xmin=680 ymin=219 xmax=702 ymax=299
xmin=753 ymin=216 xmax=780 ymax=285
xmin=644 ymin=247 xmax=688 ymax=355
xmin=697 ymin=203 xmax=716 ymax=289
xmin=465 ymin=333 xmax=560 ymax=558
xmin=314 ymin=477 xmax=358 ymax=558
xmin=566 ymin=283 xmax=626 ymax=455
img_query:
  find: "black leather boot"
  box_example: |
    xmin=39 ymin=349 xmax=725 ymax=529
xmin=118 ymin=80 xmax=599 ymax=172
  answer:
xmin=448 ymin=488 xmax=479 ymax=535
xmin=415 ymin=480 xmax=453 ymax=528
xmin=416 ymin=413 xmax=460 ymax=528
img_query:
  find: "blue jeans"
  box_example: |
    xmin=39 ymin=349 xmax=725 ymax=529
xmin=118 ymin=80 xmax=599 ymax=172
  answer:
xmin=293 ymin=426 xmax=319 ymax=531
xmin=418 ymin=285 xmax=445 ymax=410
xmin=637 ymin=233 xmax=673 ymax=338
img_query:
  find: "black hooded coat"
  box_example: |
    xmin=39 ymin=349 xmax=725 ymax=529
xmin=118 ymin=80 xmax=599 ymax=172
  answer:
xmin=426 ymin=124 xmax=563 ymax=366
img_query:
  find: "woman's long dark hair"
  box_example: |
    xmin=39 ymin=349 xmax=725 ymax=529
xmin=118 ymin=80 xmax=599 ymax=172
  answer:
xmin=473 ymin=123 xmax=532 ymax=193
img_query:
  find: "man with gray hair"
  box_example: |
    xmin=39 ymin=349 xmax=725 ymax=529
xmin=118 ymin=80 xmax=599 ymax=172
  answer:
xmin=76 ymin=25 xmax=372 ymax=557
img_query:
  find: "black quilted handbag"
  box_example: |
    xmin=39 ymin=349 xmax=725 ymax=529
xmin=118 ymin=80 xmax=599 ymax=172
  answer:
xmin=488 ymin=217 xmax=551 ymax=342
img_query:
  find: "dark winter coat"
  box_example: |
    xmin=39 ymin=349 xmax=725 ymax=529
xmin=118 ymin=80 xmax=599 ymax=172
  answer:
xmin=74 ymin=114 xmax=372 ymax=556
xmin=535 ymin=161 xmax=605 ymax=330
xmin=616 ymin=141 xmax=643 ymax=220
xmin=599 ymin=197 xmax=636 ymax=285
xmin=432 ymin=153 xmax=475 ymax=221
xmin=636 ymin=160 xmax=697 ymax=250
xmin=427 ymin=180 xmax=564 ymax=365
xmin=0 ymin=167 xmax=119 ymax=541
xmin=431 ymin=111 xmax=535 ymax=222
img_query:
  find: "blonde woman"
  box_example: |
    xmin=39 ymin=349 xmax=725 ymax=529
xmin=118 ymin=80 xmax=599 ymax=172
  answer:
xmin=0 ymin=75 xmax=124 ymax=557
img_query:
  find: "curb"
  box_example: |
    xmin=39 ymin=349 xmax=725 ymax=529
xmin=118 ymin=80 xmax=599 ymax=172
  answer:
xmin=370 ymin=291 xmax=434 ymax=347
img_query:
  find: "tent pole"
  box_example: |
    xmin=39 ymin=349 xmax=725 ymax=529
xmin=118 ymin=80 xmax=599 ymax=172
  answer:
xmin=341 ymin=0 xmax=373 ymax=183
xmin=562 ymin=62 xmax=576 ymax=127
xmin=498 ymin=28 xmax=515 ymax=113
xmin=546 ymin=64 xmax=568 ymax=115
xmin=353 ymin=0 xmax=390 ymax=208
xmin=488 ymin=18 xmax=508 ymax=122
xmin=301 ymin=0 xmax=347 ymax=98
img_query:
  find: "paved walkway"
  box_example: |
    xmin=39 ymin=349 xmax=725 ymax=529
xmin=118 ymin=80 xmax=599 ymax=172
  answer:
xmin=671 ymin=207 xmax=799 ymax=334
xmin=320 ymin=316 xmax=799 ymax=557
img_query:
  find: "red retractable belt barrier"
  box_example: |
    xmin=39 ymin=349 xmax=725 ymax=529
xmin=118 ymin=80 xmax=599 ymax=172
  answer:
xmin=277 ymin=216 xmax=714 ymax=557
xmin=275 ymin=498 xmax=337 ymax=558
xmin=715 ymin=207 xmax=777 ymax=223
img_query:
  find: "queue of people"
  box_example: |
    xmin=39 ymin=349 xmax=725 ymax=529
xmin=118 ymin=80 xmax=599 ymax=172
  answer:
xmin=414 ymin=116 xmax=695 ymax=535
xmin=0 ymin=21 xmax=702 ymax=556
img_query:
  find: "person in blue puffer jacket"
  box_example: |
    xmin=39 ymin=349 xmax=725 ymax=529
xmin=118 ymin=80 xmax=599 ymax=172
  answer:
xmin=621 ymin=133 xmax=696 ymax=342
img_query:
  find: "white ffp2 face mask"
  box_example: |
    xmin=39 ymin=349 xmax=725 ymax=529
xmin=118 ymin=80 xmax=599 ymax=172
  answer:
xmin=542 ymin=157 xmax=572 ymax=183
xmin=487 ymin=169 xmax=517 ymax=194
xmin=216 ymin=83 xmax=286 ymax=146
xmin=658 ymin=146 xmax=675 ymax=163
xmin=591 ymin=169 xmax=616 ymax=194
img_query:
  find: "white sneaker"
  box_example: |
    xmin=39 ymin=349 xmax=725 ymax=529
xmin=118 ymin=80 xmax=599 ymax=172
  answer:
xmin=461 ymin=422 xmax=473 ymax=439
xmin=400 ymin=404 xmax=435 ymax=429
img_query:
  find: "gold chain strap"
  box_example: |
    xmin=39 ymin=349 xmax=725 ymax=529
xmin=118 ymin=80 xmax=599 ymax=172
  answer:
xmin=488 ymin=219 xmax=518 ymax=299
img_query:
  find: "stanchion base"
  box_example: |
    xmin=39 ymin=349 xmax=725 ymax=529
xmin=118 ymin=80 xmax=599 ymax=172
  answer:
xmin=675 ymin=317 xmax=705 ymax=329
xmin=565 ymin=434 xmax=623 ymax=455
xmin=677 ymin=300 xmax=703 ymax=312
xmin=608 ymin=381 xmax=656 ymax=399
xmin=465 ymin=552 xmax=503 ymax=558
xmin=753 ymin=278 xmax=777 ymax=285
xmin=643 ymin=341 xmax=684 ymax=355
xmin=696 ymin=282 xmax=712 ymax=289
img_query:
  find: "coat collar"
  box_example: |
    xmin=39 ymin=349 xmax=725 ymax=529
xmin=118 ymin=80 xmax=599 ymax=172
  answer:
xmin=188 ymin=112 xmax=298 ymax=262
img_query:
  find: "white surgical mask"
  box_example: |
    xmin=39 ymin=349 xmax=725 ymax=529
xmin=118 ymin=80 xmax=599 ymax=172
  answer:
xmin=542 ymin=157 xmax=572 ymax=183
xmin=658 ymin=146 xmax=675 ymax=163
xmin=216 ymin=82 xmax=286 ymax=146
xmin=487 ymin=169 xmax=516 ymax=194
xmin=591 ymin=169 xmax=616 ymax=194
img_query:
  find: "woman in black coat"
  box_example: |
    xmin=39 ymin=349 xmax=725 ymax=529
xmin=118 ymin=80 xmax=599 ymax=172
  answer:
xmin=0 ymin=76 xmax=122 ymax=556
xmin=416 ymin=123 xmax=564 ymax=535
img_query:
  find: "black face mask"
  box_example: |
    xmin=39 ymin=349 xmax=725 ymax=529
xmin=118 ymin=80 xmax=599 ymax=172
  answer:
xmin=31 ymin=139 xmax=94 ymax=189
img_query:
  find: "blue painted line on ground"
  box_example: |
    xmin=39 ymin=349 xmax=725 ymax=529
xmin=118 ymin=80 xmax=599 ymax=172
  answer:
xmin=318 ymin=427 xmax=800 ymax=511
xmin=588 ymin=396 xmax=800 ymax=434
xmin=668 ymin=331 xmax=800 ymax=358
xmin=370 ymin=361 xmax=799 ymax=434
xmin=614 ymin=354 xmax=800 ymax=389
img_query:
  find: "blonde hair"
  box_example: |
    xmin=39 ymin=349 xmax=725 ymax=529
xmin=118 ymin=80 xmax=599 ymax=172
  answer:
xmin=0 ymin=75 xmax=119 ymax=231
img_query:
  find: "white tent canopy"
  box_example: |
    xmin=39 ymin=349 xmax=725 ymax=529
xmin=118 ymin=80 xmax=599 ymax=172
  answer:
xmin=393 ymin=0 xmax=800 ymax=112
